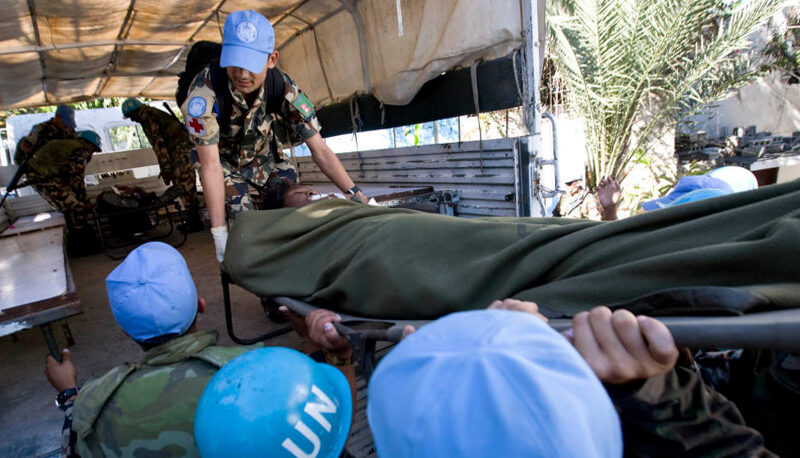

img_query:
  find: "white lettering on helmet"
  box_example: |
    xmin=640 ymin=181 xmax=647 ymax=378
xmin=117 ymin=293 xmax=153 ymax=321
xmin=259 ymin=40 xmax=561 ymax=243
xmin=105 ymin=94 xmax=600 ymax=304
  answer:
xmin=281 ymin=385 xmax=339 ymax=458
xmin=304 ymin=385 xmax=336 ymax=432
xmin=282 ymin=421 xmax=321 ymax=458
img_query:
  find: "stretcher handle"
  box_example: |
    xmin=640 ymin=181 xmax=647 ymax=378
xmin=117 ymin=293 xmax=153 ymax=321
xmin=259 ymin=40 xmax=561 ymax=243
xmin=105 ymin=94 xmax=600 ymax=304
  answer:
xmin=549 ymin=308 xmax=800 ymax=351
xmin=273 ymin=297 xmax=408 ymax=342
xmin=275 ymin=297 xmax=800 ymax=350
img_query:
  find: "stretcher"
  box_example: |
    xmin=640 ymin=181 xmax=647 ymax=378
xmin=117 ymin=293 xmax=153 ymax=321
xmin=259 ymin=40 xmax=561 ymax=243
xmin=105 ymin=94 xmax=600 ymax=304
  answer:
xmin=221 ymin=269 xmax=800 ymax=380
xmin=220 ymin=179 xmax=800 ymax=380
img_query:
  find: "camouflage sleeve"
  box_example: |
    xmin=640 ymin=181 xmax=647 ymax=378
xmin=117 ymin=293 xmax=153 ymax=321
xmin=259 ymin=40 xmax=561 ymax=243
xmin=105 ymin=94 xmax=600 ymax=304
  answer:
xmin=281 ymin=72 xmax=321 ymax=141
xmin=180 ymin=67 xmax=220 ymax=146
xmin=609 ymin=366 xmax=775 ymax=457
xmin=15 ymin=124 xmax=44 ymax=163
xmin=60 ymin=401 xmax=79 ymax=458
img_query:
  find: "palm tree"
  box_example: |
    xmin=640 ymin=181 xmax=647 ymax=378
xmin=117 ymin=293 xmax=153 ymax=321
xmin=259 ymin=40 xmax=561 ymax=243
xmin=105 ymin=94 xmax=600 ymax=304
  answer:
xmin=547 ymin=0 xmax=786 ymax=189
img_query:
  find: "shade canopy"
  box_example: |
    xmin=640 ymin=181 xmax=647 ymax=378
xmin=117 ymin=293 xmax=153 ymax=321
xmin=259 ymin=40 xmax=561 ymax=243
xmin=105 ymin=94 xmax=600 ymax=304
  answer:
xmin=0 ymin=0 xmax=544 ymax=110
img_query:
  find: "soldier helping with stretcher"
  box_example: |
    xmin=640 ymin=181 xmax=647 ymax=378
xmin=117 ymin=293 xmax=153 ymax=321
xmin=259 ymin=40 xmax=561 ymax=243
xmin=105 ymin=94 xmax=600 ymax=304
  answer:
xmin=121 ymin=98 xmax=204 ymax=230
xmin=179 ymin=9 xmax=369 ymax=263
xmin=25 ymin=130 xmax=101 ymax=230
xmin=14 ymin=104 xmax=77 ymax=165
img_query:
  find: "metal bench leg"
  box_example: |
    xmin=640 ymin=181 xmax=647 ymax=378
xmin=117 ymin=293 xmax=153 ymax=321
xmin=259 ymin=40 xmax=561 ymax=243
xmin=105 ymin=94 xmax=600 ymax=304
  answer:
xmin=41 ymin=324 xmax=61 ymax=361
xmin=62 ymin=322 xmax=75 ymax=347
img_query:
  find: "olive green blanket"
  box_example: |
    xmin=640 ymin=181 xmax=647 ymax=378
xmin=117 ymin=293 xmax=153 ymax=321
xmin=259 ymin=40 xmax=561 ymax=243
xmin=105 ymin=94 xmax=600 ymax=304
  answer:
xmin=223 ymin=179 xmax=800 ymax=319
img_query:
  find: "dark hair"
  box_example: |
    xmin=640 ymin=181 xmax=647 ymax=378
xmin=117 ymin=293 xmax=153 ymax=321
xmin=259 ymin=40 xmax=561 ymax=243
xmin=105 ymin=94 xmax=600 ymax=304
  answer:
xmin=258 ymin=178 xmax=294 ymax=210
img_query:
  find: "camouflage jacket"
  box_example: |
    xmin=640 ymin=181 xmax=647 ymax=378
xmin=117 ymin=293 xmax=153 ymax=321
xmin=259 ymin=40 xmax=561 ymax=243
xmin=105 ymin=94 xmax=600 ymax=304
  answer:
xmin=15 ymin=118 xmax=76 ymax=164
xmin=180 ymin=65 xmax=321 ymax=170
xmin=611 ymin=365 xmax=775 ymax=457
xmin=133 ymin=105 xmax=193 ymax=180
xmin=71 ymin=331 xmax=253 ymax=457
xmin=135 ymin=105 xmax=192 ymax=155
xmin=27 ymin=139 xmax=95 ymax=178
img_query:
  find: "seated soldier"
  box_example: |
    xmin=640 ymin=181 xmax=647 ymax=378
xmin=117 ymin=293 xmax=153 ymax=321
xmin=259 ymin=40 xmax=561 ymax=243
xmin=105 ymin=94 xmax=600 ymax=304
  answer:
xmin=15 ymin=104 xmax=77 ymax=165
xmin=43 ymin=242 xmax=347 ymax=457
xmin=25 ymin=130 xmax=101 ymax=230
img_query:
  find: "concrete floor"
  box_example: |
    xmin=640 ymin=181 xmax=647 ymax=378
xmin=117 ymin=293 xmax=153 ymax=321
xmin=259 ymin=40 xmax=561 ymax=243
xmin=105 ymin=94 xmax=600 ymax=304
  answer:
xmin=0 ymin=232 xmax=304 ymax=457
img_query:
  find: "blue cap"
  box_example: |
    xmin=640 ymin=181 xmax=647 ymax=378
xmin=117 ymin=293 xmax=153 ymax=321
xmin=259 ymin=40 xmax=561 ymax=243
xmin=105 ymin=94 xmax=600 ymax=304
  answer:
xmin=194 ymin=347 xmax=353 ymax=458
xmin=105 ymin=242 xmax=198 ymax=342
xmin=368 ymin=310 xmax=622 ymax=458
xmin=76 ymin=130 xmax=102 ymax=151
xmin=220 ymin=10 xmax=275 ymax=74
xmin=642 ymin=175 xmax=733 ymax=211
xmin=706 ymin=166 xmax=758 ymax=193
xmin=55 ymin=105 xmax=76 ymax=129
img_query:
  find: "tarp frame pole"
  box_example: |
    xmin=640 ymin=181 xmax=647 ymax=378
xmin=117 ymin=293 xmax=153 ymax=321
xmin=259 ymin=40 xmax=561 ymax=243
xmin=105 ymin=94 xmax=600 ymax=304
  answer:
xmin=338 ymin=0 xmax=373 ymax=94
xmin=521 ymin=0 xmax=544 ymax=217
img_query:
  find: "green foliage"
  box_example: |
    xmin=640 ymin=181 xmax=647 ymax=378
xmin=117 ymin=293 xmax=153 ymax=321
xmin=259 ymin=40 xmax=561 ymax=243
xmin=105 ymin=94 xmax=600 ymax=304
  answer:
xmin=0 ymin=97 xmax=142 ymax=129
xmin=761 ymin=8 xmax=800 ymax=83
xmin=547 ymin=0 xmax=784 ymax=189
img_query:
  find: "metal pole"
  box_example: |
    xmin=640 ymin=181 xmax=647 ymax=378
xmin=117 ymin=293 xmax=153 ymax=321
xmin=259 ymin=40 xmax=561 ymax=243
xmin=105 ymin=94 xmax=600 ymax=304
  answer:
xmin=521 ymin=0 xmax=544 ymax=217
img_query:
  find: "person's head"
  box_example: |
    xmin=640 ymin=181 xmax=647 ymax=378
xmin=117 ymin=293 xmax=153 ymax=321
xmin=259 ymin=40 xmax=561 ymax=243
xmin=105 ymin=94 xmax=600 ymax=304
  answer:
xmin=260 ymin=179 xmax=317 ymax=209
xmin=106 ymin=242 xmax=204 ymax=349
xmin=121 ymin=98 xmax=144 ymax=120
xmin=368 ymin=310 xmax=623 ymax=458
xmin=194 ymin=347 xmax=352 ymax=458
xmin=76 ymin=130 xmax=102 ymax=152
xmin=221 ymin=10 xmax=279 ymax=94
xmin=54 ymin=105 xmax=76 ymax=133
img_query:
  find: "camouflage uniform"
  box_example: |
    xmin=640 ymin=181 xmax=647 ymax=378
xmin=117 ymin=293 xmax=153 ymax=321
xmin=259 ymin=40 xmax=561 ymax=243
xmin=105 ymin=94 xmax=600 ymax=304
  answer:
xmin=14 ymin=117 xmax=76 ymax=164
xmin=611 ymin=362 xmax=775 ymax=457
xmin=130 ymin=105 xmax=199 ymax=207
xmin=26 ymin=138 xmax=96 ymax=227
xmin=180 ymin=65 xmax=320 ymax=215
xmin=71 ymin=330 xmax=254 ymax=457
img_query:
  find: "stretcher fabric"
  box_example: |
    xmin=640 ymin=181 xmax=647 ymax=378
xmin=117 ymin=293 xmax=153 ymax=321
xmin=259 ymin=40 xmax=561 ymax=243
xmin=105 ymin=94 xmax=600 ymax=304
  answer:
xmin=223 ymin=179 xmax=800 ymax=319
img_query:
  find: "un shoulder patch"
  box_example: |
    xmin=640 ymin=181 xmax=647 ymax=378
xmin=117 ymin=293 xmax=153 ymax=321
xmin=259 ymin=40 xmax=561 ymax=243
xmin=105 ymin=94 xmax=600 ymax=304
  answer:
xmin=188 ymin=97 xmax=207 ymax=117
xmin=292 ymin=92 xmax=314 ymax=120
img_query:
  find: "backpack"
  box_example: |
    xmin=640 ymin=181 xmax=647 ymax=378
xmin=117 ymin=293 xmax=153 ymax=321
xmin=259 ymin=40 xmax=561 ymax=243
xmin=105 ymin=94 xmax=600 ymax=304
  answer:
xmin=175 ymin=41 xmax=286 ymax=134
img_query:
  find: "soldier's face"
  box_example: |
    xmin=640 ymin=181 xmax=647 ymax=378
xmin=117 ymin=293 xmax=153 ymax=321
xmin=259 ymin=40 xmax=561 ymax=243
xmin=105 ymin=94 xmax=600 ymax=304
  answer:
xmin=226 ymin=51 xmax=279 ymax=95
xmin=283 ymin=184 xmax=317 ymax=208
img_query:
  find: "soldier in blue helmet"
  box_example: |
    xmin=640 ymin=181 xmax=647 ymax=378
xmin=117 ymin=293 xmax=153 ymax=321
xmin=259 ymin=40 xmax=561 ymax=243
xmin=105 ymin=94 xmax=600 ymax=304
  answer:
xmin=180 ymin=9 xmax=369 ymax=263
xmin=121 ymin=98 xmax=202 ymax=229
xmin=14 ymin=104 xmax=77 ymax=165
xmin=24 ymin=129 xmax=101 ymax=229
xmin=44 ymin=242 xmax=353 ymax=457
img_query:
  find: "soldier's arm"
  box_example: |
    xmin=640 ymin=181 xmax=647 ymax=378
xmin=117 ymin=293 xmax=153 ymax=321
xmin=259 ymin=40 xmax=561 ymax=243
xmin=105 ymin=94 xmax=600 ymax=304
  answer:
xmin=609 ymin=365 xmax=775 ymax=457
xmin=196 ymin=144 xmax=225 ymax=228
xmin=305 ymin=134 xmax=368 ymax=203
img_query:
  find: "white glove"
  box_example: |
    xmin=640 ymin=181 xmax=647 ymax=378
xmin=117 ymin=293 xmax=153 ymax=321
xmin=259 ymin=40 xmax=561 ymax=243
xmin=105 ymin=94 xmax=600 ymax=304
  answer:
xmin=210 ymin=225 xmax=228 ymax=263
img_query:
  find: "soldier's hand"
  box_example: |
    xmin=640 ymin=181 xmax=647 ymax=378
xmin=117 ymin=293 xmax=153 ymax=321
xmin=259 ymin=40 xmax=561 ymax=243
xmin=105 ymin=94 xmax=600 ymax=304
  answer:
xmin=306 ymin=309 xmax=351 ymax=358
xmin=488 ymin=298 xmax=548 ymax=323
xmin=45 ymin=348 xmax=78 ymax=393
xmin=568 ymin=307 xmax=678 ymax=385
xmin=351 ymin=191 xmax=369 ymax=204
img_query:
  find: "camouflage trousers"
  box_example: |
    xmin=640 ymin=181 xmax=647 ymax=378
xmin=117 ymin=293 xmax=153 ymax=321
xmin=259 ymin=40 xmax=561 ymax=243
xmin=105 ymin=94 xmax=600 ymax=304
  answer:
xmin=27 ymin=170 xmax=94 ymax=228
xmin=152 ymin=140 xmax=199 ymax=208
xmin=220 ymin=155 xmax=298 ymax=216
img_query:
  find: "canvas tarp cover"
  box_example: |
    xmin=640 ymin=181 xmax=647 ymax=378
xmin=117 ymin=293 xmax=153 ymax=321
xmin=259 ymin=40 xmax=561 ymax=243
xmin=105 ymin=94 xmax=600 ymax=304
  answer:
xmin=0 ymin=0 xmax=538 ymax=109
xmin=223 ymin=179 xmax=800 ymax=319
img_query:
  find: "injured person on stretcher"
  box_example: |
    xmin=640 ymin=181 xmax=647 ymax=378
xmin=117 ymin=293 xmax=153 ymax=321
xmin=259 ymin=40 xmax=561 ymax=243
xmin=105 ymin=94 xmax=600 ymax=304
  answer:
xmin=223 ymin=178 xmax=800 ymax=320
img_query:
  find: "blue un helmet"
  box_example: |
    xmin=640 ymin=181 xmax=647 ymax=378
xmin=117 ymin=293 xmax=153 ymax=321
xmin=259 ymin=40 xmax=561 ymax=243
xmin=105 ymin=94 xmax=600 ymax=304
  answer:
xmin=76 ymin=130 xmax=102 ymax=151
xmin=194 ymin=347 xmax=353 ymax=458
xmin=121 ymin=98 xmax=143 ymax=118
xmin=706 ymin=166 xmax=758 ymax=193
